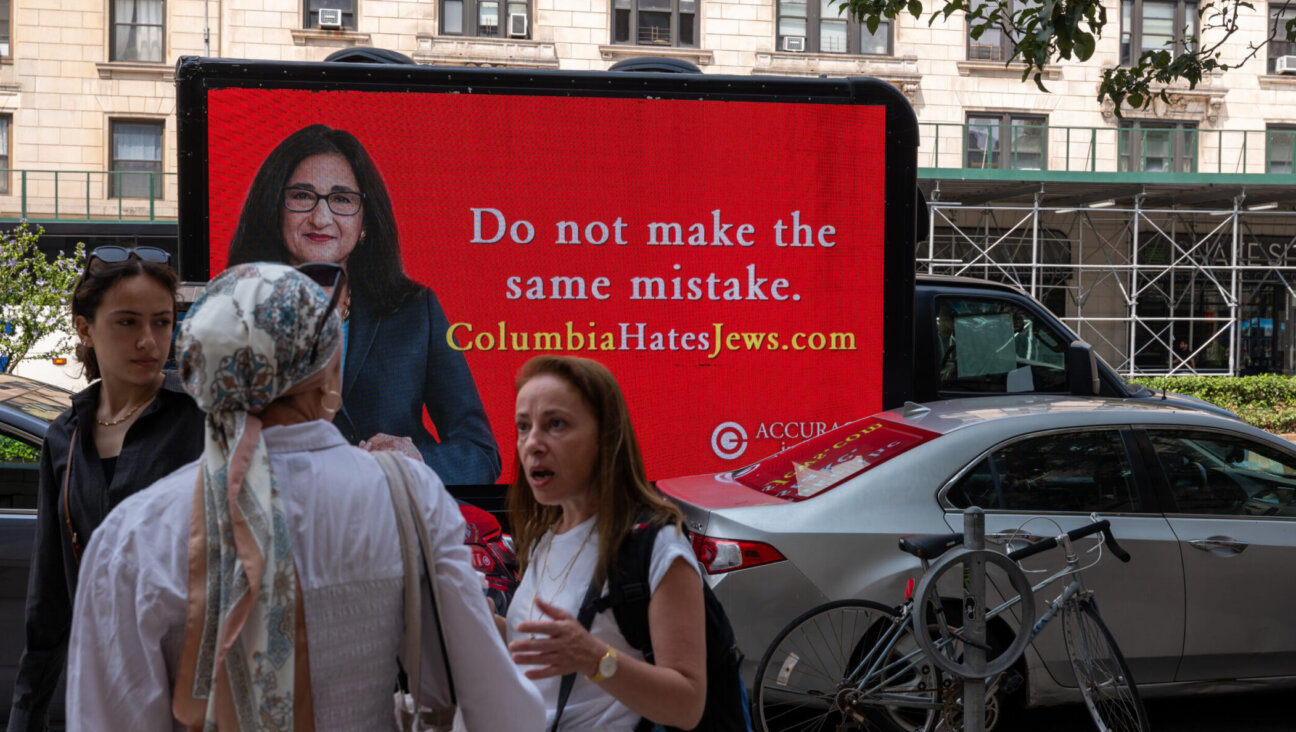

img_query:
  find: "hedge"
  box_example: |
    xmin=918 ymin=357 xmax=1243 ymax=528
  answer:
xmin=1131 ymin=374 xmax=1296 ymax=433
xmin=0 ymin=436 xmax=39 ymax=463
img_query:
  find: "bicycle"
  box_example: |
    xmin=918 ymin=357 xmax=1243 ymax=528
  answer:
xmin=752 ymin=516 xmax=1150 ymax=732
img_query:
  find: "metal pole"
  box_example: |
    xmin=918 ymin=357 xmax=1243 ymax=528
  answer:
xmin=1129 ymin=199 xmax=1140 ymax=379
xmin=1230 ymin=195 xmax=1241 ymax=376
xmin=1030 ymin=190 xmax=1040 ymax=300
xmin=964 ymin=507 xmax=986 ymax=732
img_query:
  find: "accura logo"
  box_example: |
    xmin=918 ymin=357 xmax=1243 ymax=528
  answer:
xmin=711 ymin=421 xmax=748 ymax=460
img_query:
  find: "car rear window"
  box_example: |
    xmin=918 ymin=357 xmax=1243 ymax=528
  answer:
xmin=731 ymin=417 xmax=939 ymax=501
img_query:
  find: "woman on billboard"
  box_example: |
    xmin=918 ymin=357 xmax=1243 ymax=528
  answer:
xmin=227 ymin=124 xmax=501 ymax=485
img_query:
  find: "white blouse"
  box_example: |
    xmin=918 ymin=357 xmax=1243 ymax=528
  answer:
xmin=505 ymin=514 xmax=701 ymax=732
xmin=66 ymin=420 xmax=544 ymax=732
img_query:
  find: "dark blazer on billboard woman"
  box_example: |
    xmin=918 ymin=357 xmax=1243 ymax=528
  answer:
xmin=332 ymin=285 xmax=501 ymax=486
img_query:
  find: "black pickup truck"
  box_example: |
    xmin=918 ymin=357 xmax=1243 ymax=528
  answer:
xmin=911 ymin=273 xmax=1232 ymax=416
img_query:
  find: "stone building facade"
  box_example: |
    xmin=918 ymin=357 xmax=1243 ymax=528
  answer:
xmin=0 ymin=0 xmax=1294 ymax=376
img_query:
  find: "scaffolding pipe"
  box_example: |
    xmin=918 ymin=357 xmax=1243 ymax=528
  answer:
xmin=1128 ymin=199 xmax=1141 ymax=379
xmin=1230 ymin=197 xmax=1241 ymax=376
xmin=1031 ymin=191 xmax=1040 ymax=299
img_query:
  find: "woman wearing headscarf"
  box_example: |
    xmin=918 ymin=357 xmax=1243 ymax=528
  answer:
xmin=64 ymin=262 xmax=542 ymax=730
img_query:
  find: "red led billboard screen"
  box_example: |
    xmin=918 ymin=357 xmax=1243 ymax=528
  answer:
xmin=180 ymin=62 xmax=917 ymax=485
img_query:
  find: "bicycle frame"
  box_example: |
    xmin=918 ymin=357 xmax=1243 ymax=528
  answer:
xmin=840 ymin=532 xmax=1097 ymax=720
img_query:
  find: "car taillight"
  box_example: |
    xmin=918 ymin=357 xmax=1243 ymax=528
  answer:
xmin=690 ymin=533 xmax=785 ymax=575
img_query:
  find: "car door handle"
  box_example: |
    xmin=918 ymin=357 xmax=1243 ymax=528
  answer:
xmin=1189 ymin=537 xmax=1248 ymax=555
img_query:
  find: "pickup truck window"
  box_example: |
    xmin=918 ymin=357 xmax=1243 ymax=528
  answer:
xmin=937 ymin=297 xmax=1068 ymax=394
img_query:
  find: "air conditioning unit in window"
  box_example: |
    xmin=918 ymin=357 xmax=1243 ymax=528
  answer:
xmin=318 ymin=8 xmax=344 ymax=28
xmin=507 ymin=13 xmax=528 ymax=37
xmin=1277 ymin=55 xmax=1296 ymax=75
xmin=782 ymin=35 xmax=806 ymax=52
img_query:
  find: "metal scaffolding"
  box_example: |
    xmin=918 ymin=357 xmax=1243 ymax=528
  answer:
xmin=919 ymin=199 xmax=1296 ymax=377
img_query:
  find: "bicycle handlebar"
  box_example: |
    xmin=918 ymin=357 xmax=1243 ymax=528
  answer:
xmin=1006 ymin=519 xmax=1131 ymax=563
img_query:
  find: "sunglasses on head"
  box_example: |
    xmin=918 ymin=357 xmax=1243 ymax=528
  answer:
xmin=296 ymin=262 xmax=347 ymax=363
xmin=88 ymin=245 xmax=171 ymax=267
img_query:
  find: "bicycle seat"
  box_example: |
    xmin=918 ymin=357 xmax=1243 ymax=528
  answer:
xmin=898 ymin=532 xmax=964 ymax=560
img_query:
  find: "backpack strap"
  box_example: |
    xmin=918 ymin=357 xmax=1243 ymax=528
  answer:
xmin=549 ymin=572 xmax=605 ymax=732
xmin=599 ymin=521 xmax=663 ymax=660
xmin=550 ymin=519 xmax=668 ymax=732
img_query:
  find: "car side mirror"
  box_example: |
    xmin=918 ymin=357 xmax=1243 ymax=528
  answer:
xmin=1067 ymin=340 xmax=1100 ymax=396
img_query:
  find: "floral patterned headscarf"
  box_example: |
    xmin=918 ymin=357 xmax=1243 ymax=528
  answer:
xmin=171 ymin=262 xmax=342 ymax=731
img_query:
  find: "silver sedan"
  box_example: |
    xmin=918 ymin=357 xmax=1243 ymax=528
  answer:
xmin=656 ymin=395 xmax=1296 ymax=726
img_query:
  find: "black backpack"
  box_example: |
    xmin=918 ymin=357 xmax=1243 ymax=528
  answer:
xmin=551 ymin=520 xmax=752 ymax=732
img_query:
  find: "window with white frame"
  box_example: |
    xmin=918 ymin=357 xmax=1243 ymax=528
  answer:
xmin=111 ymin=0 xmax=164 ymax=62
xmin=304 ymin=0 xmax=356 ymax=30
xmin=1120 ymin=0 xmax=1197 ymax=66
xmin=777 ymin=0 xmax=892 ymax=54
xmin=1269 ymin=3 xmax=1296 ymax=74
xmin=440 ymin=0 xmax=530 ymax=37
xmin=110 ymin=121 xmax=163 ymax=199
xmin=612 ymin=0 xmax=698 ymax=47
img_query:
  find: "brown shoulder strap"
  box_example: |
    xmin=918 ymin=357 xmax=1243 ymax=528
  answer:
xmin=62 ymin=424 xmax=81 ymax=565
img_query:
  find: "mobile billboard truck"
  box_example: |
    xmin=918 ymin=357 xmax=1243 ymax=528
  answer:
xmin=174 ymin=58 xmax=921 ymax=497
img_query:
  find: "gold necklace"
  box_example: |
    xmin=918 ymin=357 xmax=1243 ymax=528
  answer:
xmin=529 ymin=521 xmax=596 ymax=628
xmin=96 ymin=386 xmax=161 ymax=427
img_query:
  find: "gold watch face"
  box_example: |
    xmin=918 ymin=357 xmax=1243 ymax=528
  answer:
xmin=599 ymin=652 xmax=618 ymax=678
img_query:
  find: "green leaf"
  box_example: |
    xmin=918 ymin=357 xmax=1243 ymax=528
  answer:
xmin=867 ymin=14 xmax=881 ymax=32
xmin=1074 ymin=31 xmax=1095 ymax=60
xmin=1127 ymin=91 xmax=1144 ymax=108
xmin=907 ymin=0 xmax=922 ymax=18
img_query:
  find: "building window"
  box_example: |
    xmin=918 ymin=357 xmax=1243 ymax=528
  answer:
xmin=110 ymin=121 xmax=163 ymax=199
xmin=440 ymin=0 xmax=529 ymax=37
xmin=777 ymin=0 xmax=892 ymax=54
xmin=613 ymin=0 xmax=697 ymax=47
xmin=966 ymin=0 xmax=1022 ymax=61
xmin=1269 ymin=4 xmax=1296 ymax=74
xmin=965 ymin=113 xmax=1046 ymax=170
xmin=0 ymin=0 xmax=10 ymax=57
xmin=111 ymin=0 xmax=164 ymax=62
xmin=1269 ymin=126 xmax=1296 ymax=174
xmin=0 ymin=116 xmax=9 ymax=195
xmin=304 ymin=0 xmax=356 ymax=30
xmin=1118 ymin=120 xmax=1197 ymax=173
xmin=1120 ymin=0 xmax=1197 ymax=66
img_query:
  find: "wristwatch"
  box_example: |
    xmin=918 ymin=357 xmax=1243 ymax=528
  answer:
xmin=586 ymin=646 xmax=619 ymax=684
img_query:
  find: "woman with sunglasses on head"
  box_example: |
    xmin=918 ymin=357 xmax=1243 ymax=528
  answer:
xmin=6 ymin=246 xmax=204 ymax=732
xmin=226 ymin=124 xmax=501 ymax=485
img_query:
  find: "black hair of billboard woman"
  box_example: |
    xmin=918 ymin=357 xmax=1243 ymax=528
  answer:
xmin=608 ymin=56 xmax=701 ymax=73
xmin=323 ymin=46 xmax=415 ymax=64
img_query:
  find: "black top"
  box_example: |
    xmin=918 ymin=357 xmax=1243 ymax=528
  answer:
xmin=6 ymin=372 xmax=205 ymax=732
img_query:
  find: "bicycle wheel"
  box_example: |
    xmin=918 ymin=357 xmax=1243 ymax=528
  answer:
xmin=1061 ymin=597 xmax=1150 ymax=732
xmin=753 ymin=599 xmax=943 ymax=732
